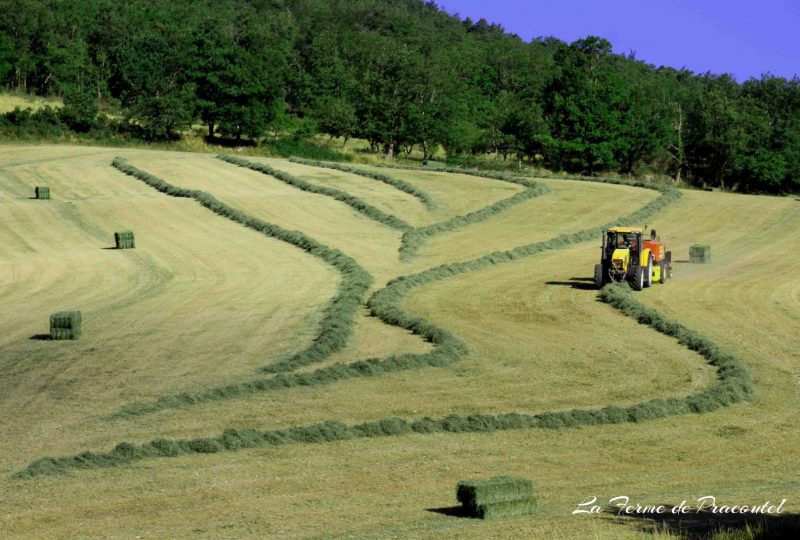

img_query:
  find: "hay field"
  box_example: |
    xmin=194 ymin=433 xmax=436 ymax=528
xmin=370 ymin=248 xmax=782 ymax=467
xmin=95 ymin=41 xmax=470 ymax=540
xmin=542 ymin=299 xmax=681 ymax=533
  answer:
xmin=0 ymin=145 xmax=798 ymax=539
xmin=0 ymin=93 xmax=63 ymax=114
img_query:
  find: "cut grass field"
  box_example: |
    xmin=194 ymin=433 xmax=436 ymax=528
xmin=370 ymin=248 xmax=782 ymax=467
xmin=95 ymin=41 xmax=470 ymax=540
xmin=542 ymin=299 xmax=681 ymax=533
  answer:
xmin=0 ymin=144 xmax=798 ymax=539
xmin=0 ymin=93 xmax=63 ymax=114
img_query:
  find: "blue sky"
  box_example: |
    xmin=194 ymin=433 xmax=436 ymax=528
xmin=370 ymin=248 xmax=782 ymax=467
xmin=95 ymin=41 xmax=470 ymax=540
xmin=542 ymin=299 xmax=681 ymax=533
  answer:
xmin=437 ymin=0 xmax=800 ymax=81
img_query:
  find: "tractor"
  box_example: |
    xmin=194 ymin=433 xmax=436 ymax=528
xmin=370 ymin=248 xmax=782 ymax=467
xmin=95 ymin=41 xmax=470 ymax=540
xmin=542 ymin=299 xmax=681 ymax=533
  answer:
xmin=594 ymin=226 xmax=672 ymax=290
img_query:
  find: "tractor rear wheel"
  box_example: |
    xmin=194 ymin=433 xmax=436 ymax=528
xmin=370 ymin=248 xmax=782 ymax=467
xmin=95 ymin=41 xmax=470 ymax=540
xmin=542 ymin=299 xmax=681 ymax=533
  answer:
xmin=594 ymin=263 xmax=604 ymax=289
xmin=659 ymin=260 xmax=666 ymax=283
xmin=644 ymin=256 xmax=653 ymax=288
xmin=631 ymin=266 xmax=645 ymax=291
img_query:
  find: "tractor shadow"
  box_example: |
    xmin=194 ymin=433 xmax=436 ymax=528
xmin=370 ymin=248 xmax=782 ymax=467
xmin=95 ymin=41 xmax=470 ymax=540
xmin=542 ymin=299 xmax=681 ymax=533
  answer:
xmin=545 ymin=277 xmax=597 ymax=291
xmin=604 ymin=506 xmax=800 ymax=539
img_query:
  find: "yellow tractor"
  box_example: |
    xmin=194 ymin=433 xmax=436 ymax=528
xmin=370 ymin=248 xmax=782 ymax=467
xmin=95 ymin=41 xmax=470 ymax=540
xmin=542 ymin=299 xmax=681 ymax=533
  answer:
xmin=594 ymin=227 xmax=672 ymax=290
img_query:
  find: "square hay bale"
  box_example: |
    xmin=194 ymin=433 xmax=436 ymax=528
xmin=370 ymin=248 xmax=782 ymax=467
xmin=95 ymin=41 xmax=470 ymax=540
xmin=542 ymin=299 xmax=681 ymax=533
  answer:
xmin=35 ymin=186 xmax=50 ymax=200
xmin=456 ymin=476 xmax=537 ymax=520
xmin=114 ymin=231 xmax=135 ymax=249
xmin=472 ymin=497 xmax=538 ymax=520
xmin=49 ymin=311 xmax=81 ymax=340
xmin=689 ymin=244 xmax=711 ymax=263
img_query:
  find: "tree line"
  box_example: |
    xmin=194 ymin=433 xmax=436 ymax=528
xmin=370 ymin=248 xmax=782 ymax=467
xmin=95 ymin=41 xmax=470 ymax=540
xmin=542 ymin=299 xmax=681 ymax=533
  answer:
xmin=1 ymin=0 xmax=798 ymax=193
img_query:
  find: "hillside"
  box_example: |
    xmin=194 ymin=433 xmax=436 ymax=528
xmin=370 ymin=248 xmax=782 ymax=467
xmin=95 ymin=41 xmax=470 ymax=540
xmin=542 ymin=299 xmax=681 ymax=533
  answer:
xmin=0 ymin=145 xmax=798 ymax=538
xmin=2 ymin=0 xmax=800 ymax=194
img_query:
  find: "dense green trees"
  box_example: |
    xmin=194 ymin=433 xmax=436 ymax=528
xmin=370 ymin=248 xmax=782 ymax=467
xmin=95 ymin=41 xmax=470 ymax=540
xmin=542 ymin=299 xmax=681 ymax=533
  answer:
xmin=1 ymin=0 xmax=798 ymax=193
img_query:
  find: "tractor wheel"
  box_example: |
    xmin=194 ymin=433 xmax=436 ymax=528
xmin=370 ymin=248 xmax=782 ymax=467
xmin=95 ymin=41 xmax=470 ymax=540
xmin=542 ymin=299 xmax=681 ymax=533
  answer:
xmin=631 ymin=266 xmax=645 ymax=291
xmin=644 ymin=256 xmax=653 ymax=288
xmin=594 ymin=264 xmax=604 ymax=289
xmin=659 ymin=261 xmax=666 ymax=284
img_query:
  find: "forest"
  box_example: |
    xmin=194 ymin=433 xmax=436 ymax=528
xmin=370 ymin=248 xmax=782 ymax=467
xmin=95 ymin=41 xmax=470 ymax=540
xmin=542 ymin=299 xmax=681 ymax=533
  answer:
xmin=1 ymin=0 xmax=799 ymax=194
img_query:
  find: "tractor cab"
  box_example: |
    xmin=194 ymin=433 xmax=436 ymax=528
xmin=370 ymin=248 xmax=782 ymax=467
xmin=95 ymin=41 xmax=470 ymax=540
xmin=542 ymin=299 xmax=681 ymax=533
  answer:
xmin=595 ymin=226 xmax=672 ymax=290
xmin=607 ymin=228 xmax=642 ymax=256
xmin=603 ymin=227 xmax=643 ymax=273
xmin=596 ymin=227 xmax=650 ymax=290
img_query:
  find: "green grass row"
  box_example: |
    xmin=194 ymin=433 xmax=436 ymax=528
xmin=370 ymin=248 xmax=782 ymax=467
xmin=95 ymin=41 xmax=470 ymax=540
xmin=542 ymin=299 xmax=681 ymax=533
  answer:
xmin=378 ymin=161 xmax=677 ymax=193
xmin=235 ymin=155 xmax=554 ymax=261
xmin=16 ymin=175 xmax=711 ymax=477
xmin=105 ymin=163 xmax=680 ymax=418
xmin=399 ymin=184 xmax=549 ymax=259
xmin=599 ymin=283 xmax=753 ymax=412
xmin=105 ymin=158 xmax=466 ymax=419
xmin=284 ymin=156 xmax=551 ymax=260
xmin=15 ymin=283 xmax=752 ymax=479
xmin=217 ymin=154 xmax=413 ymax=231
xmin=109 ymin=157 xmax=373 ymax=386
xmin=288 ymin=157 xmax=437 ymax=210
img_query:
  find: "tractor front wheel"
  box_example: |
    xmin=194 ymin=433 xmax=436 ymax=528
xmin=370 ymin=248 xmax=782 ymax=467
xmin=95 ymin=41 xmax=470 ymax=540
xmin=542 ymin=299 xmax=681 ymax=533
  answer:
xmin=631 ymin=265 xmax=645 ymax=291
xmin=594 ymin=264 xmax=604 ymax=289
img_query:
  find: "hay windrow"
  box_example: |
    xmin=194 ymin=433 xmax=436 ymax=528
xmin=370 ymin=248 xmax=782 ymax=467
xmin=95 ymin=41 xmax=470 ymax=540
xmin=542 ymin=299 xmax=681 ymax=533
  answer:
xmin=223 ymin=155 xmax=552 ymax=260
xmin=288 ymin=157 xmax=436 ymax=210
xmin=105 ymin=158 xmax=680 ymax=420
xmin=399 ymin=184 xmax=550 ymax=259
xmin=377 ymin=162 xmax=673 ymax=192
xmin=18 ymin=283 xmax=754 ymax=479
xmin=216 ymin=154 xmax=413 ymax=232
xmin=110 ymin=157 xmax=373 ymax=378
xmin=15 ymin=165 xmax=752 ymax=479
xmin=285 ymin=157 xmax=552 ymax=260
xmin=376 ymin=162 xmax=681 ymax=260
xmin=20 ymin=284 xmax=753 ymax=478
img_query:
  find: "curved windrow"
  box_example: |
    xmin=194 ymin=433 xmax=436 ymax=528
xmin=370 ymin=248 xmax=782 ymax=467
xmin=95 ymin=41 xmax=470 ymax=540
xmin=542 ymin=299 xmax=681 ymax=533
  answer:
xmin=13 ymin=164 xmax=754 ymax=479
xmin=104 ymin=161 xmax=675 ymax=419
xmin=15 ymin=282 xmax=752 ymax=479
